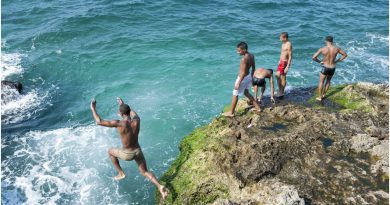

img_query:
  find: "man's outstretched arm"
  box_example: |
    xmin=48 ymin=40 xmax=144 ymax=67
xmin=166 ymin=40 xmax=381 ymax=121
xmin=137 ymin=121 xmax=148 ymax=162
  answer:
xmin=90 ymin=99 xmax=120 ymax=127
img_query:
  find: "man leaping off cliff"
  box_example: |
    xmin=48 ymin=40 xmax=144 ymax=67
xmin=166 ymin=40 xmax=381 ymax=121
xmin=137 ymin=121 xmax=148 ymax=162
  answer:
xmin=90 ymin=97 xmax=168 ymax=200
xmin=312 ymin=36 xmax=347 ymax=101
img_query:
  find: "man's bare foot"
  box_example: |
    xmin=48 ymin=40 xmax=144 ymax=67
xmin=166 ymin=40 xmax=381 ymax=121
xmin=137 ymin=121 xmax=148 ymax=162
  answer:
xmin=315 ymin=97 xmax=323 ymax=101
xmin=113 ymin=173 xmax=126 ymax=180
xmin=116 ymin=97 xmax=124 ymax=105
xmin=322 ymin=94 xmax=326 ymax=99
xmin=222 ymin=112 xmax=234 ymax=117
xmin=159 ymin=185 xmax=169 ymax=200
xmin=275 ymin=93 xmax=284 ymax=97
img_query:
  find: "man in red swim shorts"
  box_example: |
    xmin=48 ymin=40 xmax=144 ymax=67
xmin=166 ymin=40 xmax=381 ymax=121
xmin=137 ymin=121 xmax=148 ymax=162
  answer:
xmin=275 ymin=32 xmax=292 ymax=97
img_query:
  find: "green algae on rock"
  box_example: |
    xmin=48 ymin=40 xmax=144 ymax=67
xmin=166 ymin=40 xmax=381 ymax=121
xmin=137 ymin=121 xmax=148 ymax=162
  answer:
xmin=158 ymin=83 xmax=389 ymax=204
xmin=309 ymin=83 xmax=388 ymax=113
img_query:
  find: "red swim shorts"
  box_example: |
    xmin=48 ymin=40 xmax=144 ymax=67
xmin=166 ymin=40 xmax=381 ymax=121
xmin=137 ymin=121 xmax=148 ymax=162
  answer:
xmin=277 ymin=60 xmax=288 ymax=75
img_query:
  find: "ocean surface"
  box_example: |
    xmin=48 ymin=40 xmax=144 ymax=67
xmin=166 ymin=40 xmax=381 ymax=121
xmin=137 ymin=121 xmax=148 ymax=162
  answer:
xmin=1 ymin=0 xmax=388 ymax=204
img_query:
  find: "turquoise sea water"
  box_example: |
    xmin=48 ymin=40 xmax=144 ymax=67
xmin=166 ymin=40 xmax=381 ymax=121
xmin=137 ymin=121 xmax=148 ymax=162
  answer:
xmin=1 ymin=0 xmax=388 ymax=204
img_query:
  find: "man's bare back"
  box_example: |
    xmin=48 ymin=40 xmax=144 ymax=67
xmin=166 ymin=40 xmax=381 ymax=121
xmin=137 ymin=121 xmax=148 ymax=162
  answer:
xmin=116 ymin=99 xmax=140 ymax=150
xmin=312 ymin=36 xmax=347 ymax=69
xmin=253 ymin=68 xmax=272 ymax=79
xmin=318 ymin=45 xmax=341 ymax=68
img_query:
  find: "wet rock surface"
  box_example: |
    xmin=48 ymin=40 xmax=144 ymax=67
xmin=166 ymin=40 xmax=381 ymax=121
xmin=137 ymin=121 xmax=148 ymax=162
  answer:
xmin=158 ymin=83 xmax=389 ymax=204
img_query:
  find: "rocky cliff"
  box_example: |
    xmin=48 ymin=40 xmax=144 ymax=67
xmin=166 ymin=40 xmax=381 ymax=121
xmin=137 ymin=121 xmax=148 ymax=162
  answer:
xmin=158 ymin=83 xmax=389 ymax=205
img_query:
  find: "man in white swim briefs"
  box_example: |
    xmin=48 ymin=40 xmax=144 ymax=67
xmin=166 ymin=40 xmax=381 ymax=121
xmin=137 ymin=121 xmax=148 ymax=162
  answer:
xmin=223 ymin=42 xmax=261 ymax=117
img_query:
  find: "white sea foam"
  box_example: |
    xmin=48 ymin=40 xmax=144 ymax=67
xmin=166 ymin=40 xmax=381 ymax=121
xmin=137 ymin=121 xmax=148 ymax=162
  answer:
xmin=1 ymin=125 xmax=127 ymax=204
xmin=1 ymin=85 xmax=50 ymax=124
xmin=1 ymin=51 xmax=52 ymax=124
xmin=366 ymin=32 xmax=389 ymax=44
xmin=1 ymin=52 xmax=24 ymax=80
xmin=333 ymin=32 xmax=389 ymax=84
xmin=345 ymin=33 xmax=389 ymax=70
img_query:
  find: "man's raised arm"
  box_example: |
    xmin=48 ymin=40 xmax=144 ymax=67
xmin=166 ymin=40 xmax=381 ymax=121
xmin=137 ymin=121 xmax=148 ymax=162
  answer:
xmin=90 ymin=99 xmax=120 ymax=127
xmin=116 ymin=97 xmax=140 ymax=121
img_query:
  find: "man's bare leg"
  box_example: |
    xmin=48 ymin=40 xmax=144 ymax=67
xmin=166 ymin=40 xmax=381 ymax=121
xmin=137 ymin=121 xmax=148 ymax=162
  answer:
xmin=280 ymin=75 xmax=287 ymax=96
xmin=275 ymin=72 xmax=282 ymax=95
xmin=316 ymin=73 xmax=326 ymax=101
xmin=323 ymin=75 xmax=333 ymax=98
xmin=135 ymin=155 xmax=169 ymax=200
xmin=244 ymin=89 xmax=261 ymax=112
xmin=223 ymin=95 xmax=238 ymax=117
xmin=253 ymin=86 xmax=259 ymax=102
xmin=259 ymin=85 xmax=265 ymax=102
xmin=108 ymin=148 xmax=126 ymax=180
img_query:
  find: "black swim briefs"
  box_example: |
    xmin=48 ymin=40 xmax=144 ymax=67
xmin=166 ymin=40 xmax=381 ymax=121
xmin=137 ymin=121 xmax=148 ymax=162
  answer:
xmin=321 ymin=66 xmax=336 ymax=76
xmin=252 ymin=77 xmax=266 ymax=87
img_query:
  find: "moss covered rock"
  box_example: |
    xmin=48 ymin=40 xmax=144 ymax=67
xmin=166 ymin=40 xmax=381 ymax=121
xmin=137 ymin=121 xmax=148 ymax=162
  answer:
xmin=158 ymin=83 xmax=389 ymax=204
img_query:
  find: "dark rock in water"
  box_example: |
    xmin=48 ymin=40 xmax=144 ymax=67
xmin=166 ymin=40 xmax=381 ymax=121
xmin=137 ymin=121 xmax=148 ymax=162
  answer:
xmin=158 ymin=83 xmax=389 ymax=204
xmin=1 ymin=80 xmax=23 ymax=94
xmin=1 ymin=81 xmax=24 ymax=105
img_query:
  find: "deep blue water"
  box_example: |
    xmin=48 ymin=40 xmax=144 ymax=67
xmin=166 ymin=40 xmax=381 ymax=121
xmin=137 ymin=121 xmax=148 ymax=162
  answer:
xmin=1 ymin=0 xmax=388 ymax=204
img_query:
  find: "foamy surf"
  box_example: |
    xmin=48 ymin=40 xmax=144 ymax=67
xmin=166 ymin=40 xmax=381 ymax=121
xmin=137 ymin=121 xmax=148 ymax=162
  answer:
xmin=1 ymin=125 xmax=136 ymax=204
xmin=345 ymin=32 xmax=389 ymax=71
xmin=1 ymin=52 xmax=24 ymax=80
xmin=1 ymin=85 xmax=50 ymax=124
xmin=1 ymin=51 xmax=53 ymax=124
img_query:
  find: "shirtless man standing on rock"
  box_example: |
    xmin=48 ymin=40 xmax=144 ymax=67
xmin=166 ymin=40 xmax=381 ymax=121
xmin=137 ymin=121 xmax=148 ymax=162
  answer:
xmin=275 ymin=32 xmax=292 ymax=97
xmin=312 ymin=36 xmax=348 ymax=101
xmin=223 ymin=42 xmax=261 ymax=117
xmin=90 ymin=97 xmax=168 ymax=200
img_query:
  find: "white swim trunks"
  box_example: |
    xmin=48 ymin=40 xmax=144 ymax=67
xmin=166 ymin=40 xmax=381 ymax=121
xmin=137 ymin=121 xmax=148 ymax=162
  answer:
xmin=232 ymin=75 xmax=252 ymax=96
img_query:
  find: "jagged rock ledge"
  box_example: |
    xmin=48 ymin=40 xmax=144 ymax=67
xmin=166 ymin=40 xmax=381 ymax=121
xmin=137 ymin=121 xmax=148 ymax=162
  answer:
xmin=158 ymin=82 xmax=389 ymax=204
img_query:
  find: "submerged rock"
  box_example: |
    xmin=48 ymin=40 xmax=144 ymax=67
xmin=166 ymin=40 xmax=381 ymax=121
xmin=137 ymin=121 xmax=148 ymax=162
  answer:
xmin=158 ymin=83 xmax=389 ymax=204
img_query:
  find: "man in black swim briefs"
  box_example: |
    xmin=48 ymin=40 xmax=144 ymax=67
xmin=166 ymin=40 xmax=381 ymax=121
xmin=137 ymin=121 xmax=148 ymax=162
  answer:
xmin=312 ymin=36 xmax=348 ymax=101
xmin=252 ymin=68 xmax=275 ymax=104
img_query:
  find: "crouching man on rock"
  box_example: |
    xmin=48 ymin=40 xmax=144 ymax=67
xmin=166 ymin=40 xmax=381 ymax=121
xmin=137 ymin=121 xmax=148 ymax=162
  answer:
xmin=252 ymin=68 xmax=275 ymax=104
